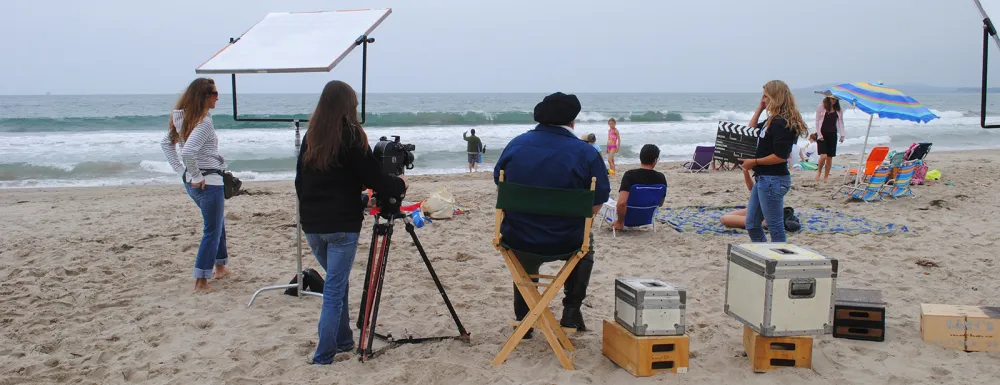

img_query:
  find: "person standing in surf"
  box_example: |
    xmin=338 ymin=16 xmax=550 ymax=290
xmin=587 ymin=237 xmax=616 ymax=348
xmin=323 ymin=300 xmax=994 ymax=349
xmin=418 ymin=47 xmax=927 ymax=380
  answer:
xmin=159 ymin=78 xmax=230 ymax=291
xmin=606 ymin=118 xmax=621 ymax=175
xmin=463 ymin=129 xmax=483 ymax=173
xmin=738 ymin=80 xmax=808 ymax=243
xmin=814 ymin=95 xmax=846 ymax=181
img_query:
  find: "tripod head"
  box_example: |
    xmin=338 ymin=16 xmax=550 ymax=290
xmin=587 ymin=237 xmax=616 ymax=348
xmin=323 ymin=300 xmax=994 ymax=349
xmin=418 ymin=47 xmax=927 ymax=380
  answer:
xmin=371 ymin=191 xmax=406 ymax=220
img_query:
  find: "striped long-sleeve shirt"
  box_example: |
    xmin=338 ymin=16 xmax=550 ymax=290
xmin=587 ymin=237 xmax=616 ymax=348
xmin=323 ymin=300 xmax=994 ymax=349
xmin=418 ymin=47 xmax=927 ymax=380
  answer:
xmin=160 ymin=110 xmax=226 ymax=185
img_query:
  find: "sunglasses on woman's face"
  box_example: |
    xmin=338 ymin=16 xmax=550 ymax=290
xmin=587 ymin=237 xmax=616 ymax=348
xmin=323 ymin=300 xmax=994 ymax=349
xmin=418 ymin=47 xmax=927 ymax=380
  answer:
xmin=208 ymin=91 xmax=219 ymax=96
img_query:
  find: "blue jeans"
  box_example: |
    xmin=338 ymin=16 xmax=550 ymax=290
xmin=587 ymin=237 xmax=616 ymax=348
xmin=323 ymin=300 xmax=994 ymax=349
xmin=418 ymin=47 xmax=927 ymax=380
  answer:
xmin=305 ymin=232 xmax=361 ymax=365
xmin=745 ymin=175 xmax=792 ymax=242
xmin=185 ymin=184 xmax=228 ymax=279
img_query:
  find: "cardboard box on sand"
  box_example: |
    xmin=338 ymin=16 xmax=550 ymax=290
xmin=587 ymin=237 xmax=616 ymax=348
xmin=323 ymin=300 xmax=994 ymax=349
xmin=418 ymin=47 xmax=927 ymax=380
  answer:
xmin=920 ymin=304 xmax=1000 ymax=352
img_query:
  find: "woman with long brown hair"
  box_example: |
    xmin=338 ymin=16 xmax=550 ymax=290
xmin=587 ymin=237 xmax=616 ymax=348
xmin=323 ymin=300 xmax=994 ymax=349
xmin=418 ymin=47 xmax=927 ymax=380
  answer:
xmin=814 ymin=95 xmax=846 ymax=181
xmin=295 ymin=80 xmax=406 ymax=364
xmin=160 ymin=77 xmax=229 ymax=291
xmin=738 ymin=80 xmax=808 ymax=242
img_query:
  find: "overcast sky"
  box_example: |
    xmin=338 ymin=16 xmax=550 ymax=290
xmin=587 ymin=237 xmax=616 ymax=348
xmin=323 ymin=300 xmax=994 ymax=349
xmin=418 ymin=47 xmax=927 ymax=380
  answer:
xmin=0 ymin=0 xmax=994 ymax=95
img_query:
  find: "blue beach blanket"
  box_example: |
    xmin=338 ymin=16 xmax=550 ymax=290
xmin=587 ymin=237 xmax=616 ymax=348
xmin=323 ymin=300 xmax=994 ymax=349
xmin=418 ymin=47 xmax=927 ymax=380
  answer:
xmin=654 ymin=206 xmax=910 ymax=236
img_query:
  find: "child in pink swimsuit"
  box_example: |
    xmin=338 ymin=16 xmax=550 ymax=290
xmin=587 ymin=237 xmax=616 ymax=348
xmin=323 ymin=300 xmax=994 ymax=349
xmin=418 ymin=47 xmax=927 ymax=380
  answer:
xmin=606 ymin=118 xmax=620 ymax=174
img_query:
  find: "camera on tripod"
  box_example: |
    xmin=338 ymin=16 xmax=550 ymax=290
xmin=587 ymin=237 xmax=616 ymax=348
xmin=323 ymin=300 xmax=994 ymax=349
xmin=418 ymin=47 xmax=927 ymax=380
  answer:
xmin=373 ymin=135 xmax=415 ymax=177
xmin=358 ymin=135 xmax=470 ymax=361
xmin=371 ymin=135 xmax=415 ymax=217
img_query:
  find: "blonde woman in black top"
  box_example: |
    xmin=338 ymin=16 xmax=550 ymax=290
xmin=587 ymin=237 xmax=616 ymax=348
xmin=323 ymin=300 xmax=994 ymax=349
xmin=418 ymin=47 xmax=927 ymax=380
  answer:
xmin=737 ymin=80 xmax=809 ymax=242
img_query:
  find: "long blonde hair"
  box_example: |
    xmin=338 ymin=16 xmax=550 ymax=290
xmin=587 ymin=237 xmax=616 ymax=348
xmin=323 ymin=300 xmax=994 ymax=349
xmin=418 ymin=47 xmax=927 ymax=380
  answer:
xmin=168 ymin=78 xmax=216 ymax=145
xmin=763 ymin=80 xmax=808 ymax=138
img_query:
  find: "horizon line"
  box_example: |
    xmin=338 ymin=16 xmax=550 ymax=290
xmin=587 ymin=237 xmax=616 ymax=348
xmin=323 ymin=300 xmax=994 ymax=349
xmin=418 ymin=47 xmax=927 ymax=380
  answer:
xmin=0 ymin=88 xmax=982 ymax=97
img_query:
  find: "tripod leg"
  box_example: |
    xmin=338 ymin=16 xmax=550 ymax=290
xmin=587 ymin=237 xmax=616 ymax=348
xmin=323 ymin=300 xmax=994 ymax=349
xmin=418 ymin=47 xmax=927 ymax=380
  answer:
xmin=358 ymin=227 xmax=385 ymax=358
xmin=405 ymin=222 xmax=470 ymax=338
xmin=357 ymin=217 xmax=381 ymax=331
xmin=361 ymin=223 xmax=393 ymax=361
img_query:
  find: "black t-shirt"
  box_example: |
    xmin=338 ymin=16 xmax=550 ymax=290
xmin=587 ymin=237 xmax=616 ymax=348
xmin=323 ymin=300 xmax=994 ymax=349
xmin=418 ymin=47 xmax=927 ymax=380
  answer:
xmin=754 ymin=117 xmax=795 ymax=177
xmin=619 ymin=168 xmax=668 ymax=193
xmin=295 ymin=128 xmax=406 ymax=234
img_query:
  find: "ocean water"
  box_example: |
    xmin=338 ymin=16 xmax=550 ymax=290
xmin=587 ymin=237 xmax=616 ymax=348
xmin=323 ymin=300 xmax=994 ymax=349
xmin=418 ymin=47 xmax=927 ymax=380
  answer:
xmin=2 ymin=92 xmax=999 ymax=189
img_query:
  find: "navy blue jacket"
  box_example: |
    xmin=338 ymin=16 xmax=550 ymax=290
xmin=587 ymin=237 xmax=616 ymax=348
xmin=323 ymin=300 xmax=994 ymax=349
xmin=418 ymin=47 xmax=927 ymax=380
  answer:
xmin=493 ymin=124 xmax=611 ymax=255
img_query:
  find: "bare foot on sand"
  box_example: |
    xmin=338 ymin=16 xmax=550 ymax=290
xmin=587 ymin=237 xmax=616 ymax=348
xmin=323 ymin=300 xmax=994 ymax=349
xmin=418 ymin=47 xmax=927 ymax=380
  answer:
xmin=194 ymin=278 xmax=212 ymax=292
xmin=213 ymin=265 xmax=229 ymax=280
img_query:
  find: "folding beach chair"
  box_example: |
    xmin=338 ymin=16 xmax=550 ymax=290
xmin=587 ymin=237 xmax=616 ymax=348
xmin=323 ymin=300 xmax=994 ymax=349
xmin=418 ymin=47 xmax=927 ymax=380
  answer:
xmin=683 ymin=146 xmax=714 ymax=172
xmin=905 ymin=142 xmax=933 ymax=162
xmin=885 ymin=151 xmax=906 ymax=179
xmin=597 ymin=184 xmax=666 ymax=237
xmin=846 ymin=165 xmax=891 ymax=203
xmin=882 ymin=161 xmax=918 ymax=199
xmin=840 ymin=146 xmax=889 ymax=185
xmin=492 ymin=170 xmax=597 ymax=370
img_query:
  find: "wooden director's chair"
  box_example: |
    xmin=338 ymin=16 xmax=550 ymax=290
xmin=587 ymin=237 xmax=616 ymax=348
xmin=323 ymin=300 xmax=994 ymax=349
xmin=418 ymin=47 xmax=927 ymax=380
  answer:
xmin=492 ymin=170 xmax=597 ymax=370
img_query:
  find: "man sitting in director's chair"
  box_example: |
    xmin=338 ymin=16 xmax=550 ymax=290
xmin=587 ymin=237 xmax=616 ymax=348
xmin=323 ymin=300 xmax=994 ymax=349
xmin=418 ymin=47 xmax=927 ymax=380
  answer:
xmin=492 ymin=92 xmax=611 ymax=336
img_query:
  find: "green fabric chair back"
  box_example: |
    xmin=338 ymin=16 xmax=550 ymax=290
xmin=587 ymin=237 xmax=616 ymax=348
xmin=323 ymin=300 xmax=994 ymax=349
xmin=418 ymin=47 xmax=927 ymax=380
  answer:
xmin=496 ymin=181 xmax=595 ymax=218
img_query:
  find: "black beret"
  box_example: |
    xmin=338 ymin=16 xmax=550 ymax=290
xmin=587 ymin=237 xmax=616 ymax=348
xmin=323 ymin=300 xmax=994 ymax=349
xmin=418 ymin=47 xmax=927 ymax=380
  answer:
xmin=533 ymin=92 xmax=581 ymax=126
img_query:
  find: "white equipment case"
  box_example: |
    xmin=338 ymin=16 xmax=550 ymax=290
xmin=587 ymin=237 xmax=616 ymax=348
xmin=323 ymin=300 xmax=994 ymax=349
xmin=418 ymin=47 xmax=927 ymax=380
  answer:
xmin=724 ymin=243 xmax=838 ymax=337
xmin=614 ymin=277 xmax=686 ymax=336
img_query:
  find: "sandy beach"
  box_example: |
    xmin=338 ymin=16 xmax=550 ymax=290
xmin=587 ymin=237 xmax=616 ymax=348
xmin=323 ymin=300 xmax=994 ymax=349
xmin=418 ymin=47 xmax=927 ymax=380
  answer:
xmin=1 ymin=149 xmax=998 ymax=385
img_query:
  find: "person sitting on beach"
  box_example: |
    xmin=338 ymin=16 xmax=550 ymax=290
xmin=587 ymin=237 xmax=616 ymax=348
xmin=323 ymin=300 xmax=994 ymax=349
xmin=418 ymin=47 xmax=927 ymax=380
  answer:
xmin=494 ymin=92 xmax=611 ymax=334
xmin=463 ymin=129 xmax=483 ymax=173
xmin=721 ymin=167 xmax=757 ymax=229
xmin=790 ymin=135 xmax=816 ymax=170
xmin=801 ymin=134 xmax=819 ymax=164
xmin=611 ymin=144 xmax=667 ymax=231
xmin=583 ymin=133 xmax=601 ymax=153
xmin=721 ymin=167 xmax=799 ymax=232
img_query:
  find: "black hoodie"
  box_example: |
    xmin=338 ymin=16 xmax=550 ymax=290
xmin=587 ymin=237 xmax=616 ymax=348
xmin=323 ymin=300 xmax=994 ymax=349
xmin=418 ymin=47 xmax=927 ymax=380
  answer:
xmin=295 ymin=128 xmax=405 ymax=234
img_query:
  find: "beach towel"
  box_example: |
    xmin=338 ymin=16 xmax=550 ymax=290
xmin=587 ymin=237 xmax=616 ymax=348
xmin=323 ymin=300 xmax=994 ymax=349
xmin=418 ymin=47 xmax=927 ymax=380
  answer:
xmin=654 ymin=205 xmax=910 ymax=236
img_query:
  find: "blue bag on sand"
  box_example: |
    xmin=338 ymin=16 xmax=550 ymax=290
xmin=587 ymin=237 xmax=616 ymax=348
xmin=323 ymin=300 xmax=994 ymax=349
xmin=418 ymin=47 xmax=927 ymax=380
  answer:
xmin=411 ymin=208 xmax=426 ymax=228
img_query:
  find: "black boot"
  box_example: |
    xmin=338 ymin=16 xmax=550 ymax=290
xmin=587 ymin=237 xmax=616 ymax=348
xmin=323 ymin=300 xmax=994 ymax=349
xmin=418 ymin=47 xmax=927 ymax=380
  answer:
xmin=560 ymin=258 xmax=594 ymax=331
xmin=783 ymin=207 xmax=801 ymax=233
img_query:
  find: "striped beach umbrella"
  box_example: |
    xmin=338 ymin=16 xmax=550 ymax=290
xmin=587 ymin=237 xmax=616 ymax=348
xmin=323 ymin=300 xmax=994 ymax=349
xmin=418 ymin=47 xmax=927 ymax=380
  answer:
xmin=821 ymin=82 xmax=939 ymax=187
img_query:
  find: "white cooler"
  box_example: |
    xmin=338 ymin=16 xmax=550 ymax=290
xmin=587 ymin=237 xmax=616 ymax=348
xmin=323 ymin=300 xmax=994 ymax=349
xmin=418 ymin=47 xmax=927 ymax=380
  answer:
xmin=724 ymin=243 xmax=838 ymax=337
xmin=614 ymin=277 xmax=686 ymax=336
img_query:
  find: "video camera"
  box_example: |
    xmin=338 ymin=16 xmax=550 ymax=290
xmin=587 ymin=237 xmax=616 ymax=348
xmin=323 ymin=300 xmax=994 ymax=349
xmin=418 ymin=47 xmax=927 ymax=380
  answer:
xmin=370 ymin=135 xmax=415 ymax=217
xmin=373 ymin=135 xmax=415 ymax=177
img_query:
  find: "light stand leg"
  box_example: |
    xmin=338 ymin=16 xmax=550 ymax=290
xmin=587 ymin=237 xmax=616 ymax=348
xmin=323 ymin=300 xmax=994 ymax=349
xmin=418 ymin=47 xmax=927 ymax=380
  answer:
xmin=248 ymin=120 xmax=323 ymax=307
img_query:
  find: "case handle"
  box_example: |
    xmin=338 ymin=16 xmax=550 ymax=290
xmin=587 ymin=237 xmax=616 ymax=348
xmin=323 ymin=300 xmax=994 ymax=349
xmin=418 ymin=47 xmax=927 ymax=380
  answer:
xmin=788 ymin=278 xmax=816 ymax=299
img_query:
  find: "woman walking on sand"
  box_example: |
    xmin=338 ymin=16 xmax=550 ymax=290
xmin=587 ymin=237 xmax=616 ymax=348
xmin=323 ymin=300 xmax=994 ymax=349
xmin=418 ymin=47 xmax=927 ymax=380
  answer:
xmin=814 ymin=95 xmax=846 ymax=181
xmin=606 ymin=118 xmax=621 ymax=175
xmin=159 ymin=78 xmax=230 ymax=291
xmin=737 ymin=80 xmax=808 ymax=243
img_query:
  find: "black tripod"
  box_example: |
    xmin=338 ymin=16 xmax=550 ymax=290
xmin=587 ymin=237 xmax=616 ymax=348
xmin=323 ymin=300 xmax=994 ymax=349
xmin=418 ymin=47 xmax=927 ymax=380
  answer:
xmin=356 ymin=205 xmax=470 ymax=362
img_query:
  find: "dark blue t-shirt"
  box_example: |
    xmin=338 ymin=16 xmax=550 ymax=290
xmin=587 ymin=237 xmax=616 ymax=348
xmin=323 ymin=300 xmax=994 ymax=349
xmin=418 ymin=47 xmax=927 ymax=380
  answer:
xmin=754 ymin=117 xmax=795 ymax=177
xmin=493 ymin=124 xmax=611 ymax=255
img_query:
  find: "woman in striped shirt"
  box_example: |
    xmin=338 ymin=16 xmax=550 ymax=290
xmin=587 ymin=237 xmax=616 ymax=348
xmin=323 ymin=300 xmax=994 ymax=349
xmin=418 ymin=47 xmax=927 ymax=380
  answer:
xmin=160 ymin=78 xmax=229 ymax=291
